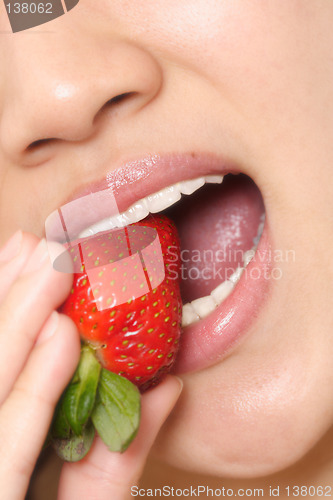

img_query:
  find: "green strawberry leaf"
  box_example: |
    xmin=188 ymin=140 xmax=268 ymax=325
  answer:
xmin=91 ymin=369 xmax=141 ymax=453
xmin=62 ymin=345 xmax=101 ymax=435
xmin=51 ymin=400 xmax=71 ymax=439
xmin=52 ymin=421 xmax=95 ymax=462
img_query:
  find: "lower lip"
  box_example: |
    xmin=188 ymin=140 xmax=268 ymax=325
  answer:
xmin=174 ymin=224 xmax=272 ymax=374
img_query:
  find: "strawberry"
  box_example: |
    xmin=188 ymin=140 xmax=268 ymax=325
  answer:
xmin=51 ymin=214 xmax=182 ymax=461
xmin=60 ymin=214 xmax=182 ymax=390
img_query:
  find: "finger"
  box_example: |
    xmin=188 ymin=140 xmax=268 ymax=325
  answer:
xmin=0 ymin=313 xmax=80 ymax=500
xmin=0 ymin=239 xmax=73 ymax=402
xmin=58 ymin=375 xmax=183 ymax=500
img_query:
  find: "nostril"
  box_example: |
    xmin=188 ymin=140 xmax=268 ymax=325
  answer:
xmin=24 ymin=92 xmax=138 ymax=155
xmin=105 ymin=92 xmax=137 ymax=107
xmin=92 ymin=91 xmax=139 ymax=125
xmin=26 ymin=138 xmax=58 ymax=152
xmin=97 ymin=92 xmax=138 ymax=118
xmin=23 ymin=138 xmax=60 ymax=165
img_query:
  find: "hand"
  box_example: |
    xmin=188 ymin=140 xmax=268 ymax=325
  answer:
xmin=0 ymin=231 xmax=80 ymax=499
xmin=0 ymin=231 xmax=182 ymax=500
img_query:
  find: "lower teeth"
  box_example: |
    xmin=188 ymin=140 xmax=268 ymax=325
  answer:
xmin=181 ymin=214 xmax=265 ymax=327
xmin=181 ymin=265 xmax=245 ymax=327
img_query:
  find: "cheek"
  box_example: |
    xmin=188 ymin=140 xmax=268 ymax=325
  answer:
xmin=0 ymin=168 xmax=54 ymax=242
xmin=154 ymin=348 xmax=333 ymax=477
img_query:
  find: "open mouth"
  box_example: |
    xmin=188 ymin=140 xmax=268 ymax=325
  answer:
xmin=72 ymin=168 xmax=269 ymax=373
xmin=46 ymin=153 xmax=272 ymax=374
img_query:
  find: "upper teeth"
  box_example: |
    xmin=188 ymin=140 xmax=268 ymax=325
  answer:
xmin=79 ymin=175 xmax=223 ymax=238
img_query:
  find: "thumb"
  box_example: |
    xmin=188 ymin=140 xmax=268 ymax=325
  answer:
xmin=58 ymin=375 xmax=183 ymax=500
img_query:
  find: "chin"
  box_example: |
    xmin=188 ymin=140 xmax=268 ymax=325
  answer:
xmin=152 ymin=355 xmax=331 ymax=479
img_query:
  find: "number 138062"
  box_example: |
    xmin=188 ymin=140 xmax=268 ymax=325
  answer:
xmin=6 ymin=3 xmax=53 ymax=14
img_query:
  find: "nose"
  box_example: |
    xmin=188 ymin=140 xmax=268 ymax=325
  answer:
xmin=0 ymin=23 xmax=162 ymax=162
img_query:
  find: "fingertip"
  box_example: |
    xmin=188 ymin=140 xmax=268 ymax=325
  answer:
xmin=53 ymin=313 xmax=82 ymax=367
xmin=37 ymin=312 xmax=80 ymax=352
xmin=35 ymin=310 xmax=60 ymax=346
xmin=142 ymin=374 xmax=183 ymax=415
xmin=165 ymin=374 xmax=184 ymax=397
xmin=122 ymin=375 xmax=183 ymax=459
xmin=33 ymin=312 xmax=81 ymax=396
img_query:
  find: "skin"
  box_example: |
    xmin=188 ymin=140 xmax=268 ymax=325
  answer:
xmin=0 ymin=0 xmax=333 ymax=497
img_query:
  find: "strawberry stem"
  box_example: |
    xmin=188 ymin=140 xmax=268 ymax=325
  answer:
xmin=51 ymin=345 xmax=101 ymax=460
xmin=63 ymin=345 xmax=102 ymax=435
xmin=51 ymin=345 xmax=141 ymax=461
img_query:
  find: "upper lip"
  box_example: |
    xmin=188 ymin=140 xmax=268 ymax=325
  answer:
xmin=45 ymin=151 xmax=240 ymax=243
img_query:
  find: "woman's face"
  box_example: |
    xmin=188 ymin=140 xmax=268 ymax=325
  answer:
xmin=1 ymin=0 xmax=333 ymax=478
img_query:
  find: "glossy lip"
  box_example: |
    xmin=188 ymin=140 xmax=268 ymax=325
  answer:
xmin=45 ymin=152 xmax=240 ymax=242
xmin=175 ymin=223 xmax=272 ymax=374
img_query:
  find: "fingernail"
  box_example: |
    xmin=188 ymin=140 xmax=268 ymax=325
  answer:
xmin=36 ymin=311 xmax=59 ymax=345
xmin=173 ymin=375 xmax=184 ymax=395
xmin=22 ymin=239 xmax=49 ymax=275
xmin=0 ymin=230 xmax=22 ymax=263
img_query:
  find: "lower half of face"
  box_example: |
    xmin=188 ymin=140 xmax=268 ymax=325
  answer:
xmin=0 ymin=0 xmax=333 ymax=479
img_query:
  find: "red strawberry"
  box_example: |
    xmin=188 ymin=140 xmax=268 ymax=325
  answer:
xmin=60 ymin=214 xmax=182 ymax=391
xmin=51 ymin=215 xmax=182 ymax=460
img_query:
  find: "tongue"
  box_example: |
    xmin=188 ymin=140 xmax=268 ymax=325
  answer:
xmin=165 ymin=174 xmax=264 ymax=303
